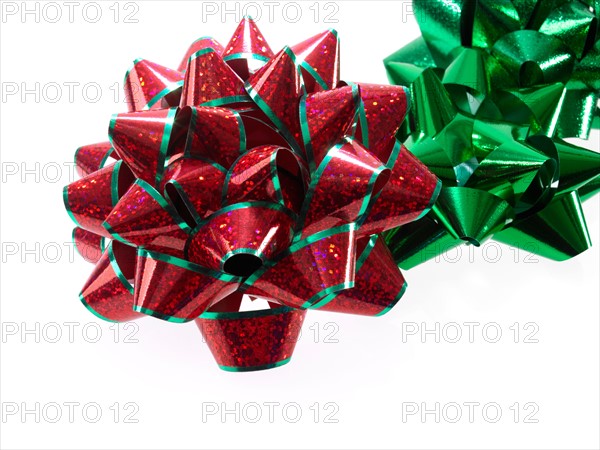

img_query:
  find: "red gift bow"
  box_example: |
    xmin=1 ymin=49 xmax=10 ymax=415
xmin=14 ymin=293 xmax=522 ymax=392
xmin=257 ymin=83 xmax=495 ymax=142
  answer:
xmin=64 ymin=18 xmax=440 ymax=371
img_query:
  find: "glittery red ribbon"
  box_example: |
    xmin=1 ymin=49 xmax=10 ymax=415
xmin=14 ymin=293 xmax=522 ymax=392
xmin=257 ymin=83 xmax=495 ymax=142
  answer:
xmin=64 ymin=18 xmax=440 ymax=371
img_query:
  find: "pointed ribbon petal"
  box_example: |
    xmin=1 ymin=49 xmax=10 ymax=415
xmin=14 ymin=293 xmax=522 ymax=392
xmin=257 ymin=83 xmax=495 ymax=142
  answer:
xmin=243 ymin=224 xmax=357 ymax=309
xmin=186 ymin=202 xmax=295 ymax=273
xmin=178 ymin=36 xmax=225 ymax=72
xmin=109 ymin=108 xmax=178 ymax=188
xmin=80 ymin=240 xmax=144 ymax=322
xmin=162 ymin=155 xmax=226 ymax=224
xmin=299 ymin=84 xmax=359 ymax=170
xmin=196 ymin=305 xmax=304 ymax=371
xmin=73 ymin=227 xmax=106 ymax=264
xmin=124 ymin=59 xmax=183 ymax=112
xmin=354 ymin=83 xmax=411 ymax=163
xmin=175 ymin=106 xmax=246 ymax=169
xmin=384 ymin=214 xmax=463 ymax=269
xmin=298 ymin=138 xmax=390 ymax=240
xmin=103 ymin=179 xmax=191 ymax=257
xmin=359 ymin=143 xmax=441 ymax=237
xmin=134 ymin=249 xmax=241 ymax=322
xmin=432 ymin=187 xmax=513 ymax=245
xmin=74 ymin=142 xmax=116 ymax=177
xmin=495 ymin=191 xmax=592 ymax=261
xmin=64 ymin=161 xmax=134 ymax=237
xmin=245 ymin=47 xmax=304 ymax=155
xmin=180 ymin=48 xmax=249 ymax=107
xmin=223 ymin=17 xmax=274 ymax=79
xmin=310 ymin=235 xmax=407 ymax=316
xmin=292 ymin=29 xmax=340 ymax=92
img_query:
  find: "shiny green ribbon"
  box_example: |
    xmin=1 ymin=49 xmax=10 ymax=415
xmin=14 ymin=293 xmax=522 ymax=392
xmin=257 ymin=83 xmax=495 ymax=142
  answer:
xmin=384 ymin=0 xmax=600 ymax=267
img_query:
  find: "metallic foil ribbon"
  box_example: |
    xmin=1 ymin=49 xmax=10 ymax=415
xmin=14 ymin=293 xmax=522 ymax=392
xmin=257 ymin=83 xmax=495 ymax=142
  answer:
xmin=384 ymin=0 xmax=600 ymax=268
xmin=64 ymin=18 xmax=440 ymax=371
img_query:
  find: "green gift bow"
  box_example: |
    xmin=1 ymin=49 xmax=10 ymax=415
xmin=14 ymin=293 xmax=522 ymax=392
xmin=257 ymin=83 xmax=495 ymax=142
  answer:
xmin=384 ymin=0 xmax=600 ymax=267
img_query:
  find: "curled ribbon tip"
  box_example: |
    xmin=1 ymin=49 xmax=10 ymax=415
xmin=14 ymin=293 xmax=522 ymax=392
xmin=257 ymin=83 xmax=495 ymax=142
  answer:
xmin=65 ymin=19 xmax=440 ymax=371
xmin=384 ymin=0 xmax=600 ymax=268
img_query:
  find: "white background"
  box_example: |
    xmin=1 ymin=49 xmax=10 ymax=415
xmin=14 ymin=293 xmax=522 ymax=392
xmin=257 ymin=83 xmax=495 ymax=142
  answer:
xmin=1 ymin=1 xmax=599 ymax=449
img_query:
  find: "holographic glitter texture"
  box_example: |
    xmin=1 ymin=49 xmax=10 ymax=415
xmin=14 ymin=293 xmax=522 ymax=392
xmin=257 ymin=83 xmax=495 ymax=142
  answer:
xmin=64 ymin=18 xmax=440 ymax=371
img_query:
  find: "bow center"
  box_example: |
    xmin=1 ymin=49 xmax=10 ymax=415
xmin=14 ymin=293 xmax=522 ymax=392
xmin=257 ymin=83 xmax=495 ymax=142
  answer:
xmin=223 ymin=253 xmax=263 ymax=277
